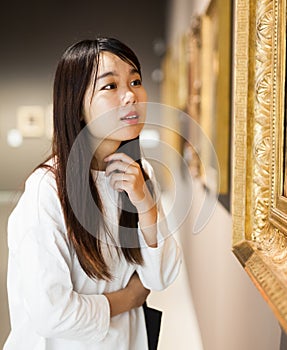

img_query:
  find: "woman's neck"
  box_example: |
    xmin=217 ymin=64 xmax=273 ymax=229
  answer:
xmin=91 ymin=139 xmax=121 ymax=171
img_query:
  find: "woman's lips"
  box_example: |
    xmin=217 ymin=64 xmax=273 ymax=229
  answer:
xmin=120 ymin=112 xmax=139 ymax=124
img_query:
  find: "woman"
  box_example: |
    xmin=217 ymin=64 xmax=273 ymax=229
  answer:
xmin=4 ymin=37 xmax=181 ymax=349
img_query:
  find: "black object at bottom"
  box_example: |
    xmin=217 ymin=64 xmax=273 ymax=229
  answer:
xmin=143 ymin=302 xmax=162 ymax=350
xmin=280 ymin=326 xmax=287 ymax=350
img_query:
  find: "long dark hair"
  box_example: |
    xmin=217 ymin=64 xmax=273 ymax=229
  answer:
xmin=47 ymin=38 xmax=151 ymax=280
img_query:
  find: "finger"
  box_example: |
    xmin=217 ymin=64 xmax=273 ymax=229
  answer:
xmin=106 ymin=159 xmax=141 ymax=177
xmin=104 ymin=152 xmax=135 ymax=164
xmin=109 ymin=172 xmax=136 ymax=191
xmin=112 ymin=179 xmax=129 ymax=193
xmin=106 ymin=161 xmax=132 ymax=176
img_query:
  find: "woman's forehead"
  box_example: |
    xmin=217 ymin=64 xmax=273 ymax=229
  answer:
xmin=97 ymin=51 xmax=135 ymax=72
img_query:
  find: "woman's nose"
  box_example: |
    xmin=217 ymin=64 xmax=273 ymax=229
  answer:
xmin=121 ymin=89 xmax=136 ymax=105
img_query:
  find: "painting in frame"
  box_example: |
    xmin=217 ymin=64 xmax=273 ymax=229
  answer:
xmin=160 ymin=0 xmax=232 ymax=210
xmin=187 ymin=0 xmax=232 ymax=210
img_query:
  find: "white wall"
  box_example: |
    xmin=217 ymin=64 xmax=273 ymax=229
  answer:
xmin=180 ymin=181 xmax=280 ymax=350
xmin=165 ymin=0 xmax=281 ymax=349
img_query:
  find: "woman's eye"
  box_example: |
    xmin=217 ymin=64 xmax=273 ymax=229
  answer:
xmin=101 ymin=83 xmax=117 ymax=90
xmin=131 ymin=79 xmax=142 ymax=87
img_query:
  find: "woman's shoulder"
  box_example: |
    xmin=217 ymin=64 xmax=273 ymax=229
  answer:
xmin=16 ymin=159 xmax=59 ymax=212
xmin=26 ymin=159 xmax=57 ymax=191
xmin=8 ymin=159 xmax=68 ymax=253
xmin=10 ymin=158 xmax=63 ymax=227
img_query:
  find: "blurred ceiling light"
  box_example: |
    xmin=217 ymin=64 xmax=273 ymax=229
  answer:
xmin=151 ymin=68 xmax=164 ymax=83
xmin=152 ymin=38 xmax=166 ymax=56
xmin=7 ymin=129 xmax=23 ymax=148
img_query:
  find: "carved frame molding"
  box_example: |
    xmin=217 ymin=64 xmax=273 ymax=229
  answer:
xmin=232 ymin=0 xmax=287 ymax=331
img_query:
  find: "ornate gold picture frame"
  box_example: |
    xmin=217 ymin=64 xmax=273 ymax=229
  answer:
xmin=232 ymin=0 xmax=287 ymax=331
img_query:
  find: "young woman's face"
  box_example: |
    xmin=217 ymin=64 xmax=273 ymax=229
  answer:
xmin=82 ymin=52 xmax=147 ymax=145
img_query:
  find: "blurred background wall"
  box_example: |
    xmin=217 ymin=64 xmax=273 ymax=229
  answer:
xmin=0 ymin=0 xmax=283 ymax=349
xmin=0 ymin=0 xmax=166 ymax=190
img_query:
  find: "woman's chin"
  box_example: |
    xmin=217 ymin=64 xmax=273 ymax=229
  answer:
xmin=112 ymin=124 xmax=144 ymax=142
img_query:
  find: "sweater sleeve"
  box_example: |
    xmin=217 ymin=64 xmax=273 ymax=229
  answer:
xmin=8 ymin=169 xmax=110 ymax=342
xmin=136 ymin=160 xmax=182 ymax=291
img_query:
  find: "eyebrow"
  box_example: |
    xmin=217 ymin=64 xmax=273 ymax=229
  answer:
xmin=97 ymin=71 xmax=117 ymax=80
xmin=96 ymin=67 xmax=140 ymax=81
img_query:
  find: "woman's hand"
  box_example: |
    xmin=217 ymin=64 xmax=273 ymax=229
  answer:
xmin=104 ymin=153 xmax=158 ymax=247
xmin=104 ymin=152 xmax=154 ymax=214
xmin=125 ymin=272 xmax=150 ymax=308
xmin=104 ymin=272 xmax=150 ymax=317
